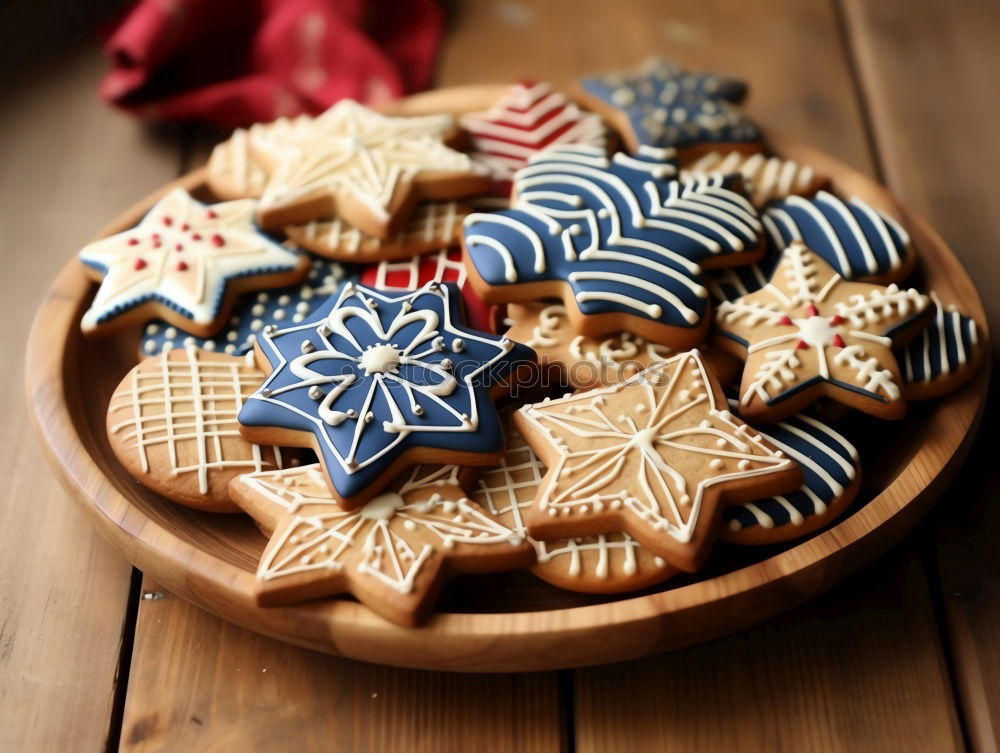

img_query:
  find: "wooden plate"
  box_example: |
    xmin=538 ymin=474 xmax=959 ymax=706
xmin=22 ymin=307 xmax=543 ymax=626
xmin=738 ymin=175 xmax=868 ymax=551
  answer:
xmin=25 ymin=87 xmax=989 ymax=672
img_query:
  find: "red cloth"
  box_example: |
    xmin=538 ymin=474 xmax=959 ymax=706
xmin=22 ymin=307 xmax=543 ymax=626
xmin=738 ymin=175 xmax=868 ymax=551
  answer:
xmin=100 ymin=0 xmax=443 ymax=128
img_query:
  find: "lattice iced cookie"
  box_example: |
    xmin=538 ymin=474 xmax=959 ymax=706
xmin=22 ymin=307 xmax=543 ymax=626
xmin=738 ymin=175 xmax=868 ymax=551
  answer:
xmin=514 ymin=351 xmax=802 ymax=572
xmin=575 ymin=57 xmax=760 ymax=156
xmin=78 ymin=188 xmax=310 ymax=338
xmin=715 ymin=242 xmax=931 ymax=422
xmin=237 ymin=281 xmax=536 ymax=508
xmin=897 ymin=295 xmax=984 ymax=401
xmin=284 ymin=201 xmax=470 ymax=263
xmin=459 ymin=81 xmax=609 ymax=193
xmin=107 ymin=345 xmax=292 ymax=512
xmin=470 ymin=416 xmax=676 ymax=593
xmin=140 ymin=256 xmax=351 ymax=358
xmin=721 ymin=404 xmax=860 ymax=546
xmin=229 ymin=463 xmax=533 ymax=626
xmin=681 ymin=151 xmax=829 ymax=207
xmin=359 ymin=247 xmax=499 ymax=333
xmin=250 ymin=100 xmax=491 ymax=237
xmin=462 ymin=144 xmax=763 ymax=349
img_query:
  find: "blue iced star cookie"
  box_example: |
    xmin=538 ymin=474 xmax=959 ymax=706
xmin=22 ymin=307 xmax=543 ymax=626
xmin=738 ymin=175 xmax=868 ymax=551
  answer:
xmin=139 ymin=256 xmax=354 ymax=357
xmin=238 ymin=281 xmax=535 ymax=506
xmin=707 ymin=191 xmax=916 ymax=303
xmin=462 ymin=144 xmax=763 ymax=349
xmin=577 ymin=58 xmax=759 ymax=154
xmin=722 ymin=403 xmax=860 ymax=545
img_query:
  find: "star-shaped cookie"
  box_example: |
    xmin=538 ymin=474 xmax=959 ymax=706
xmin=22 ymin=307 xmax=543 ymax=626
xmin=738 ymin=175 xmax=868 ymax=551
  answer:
xmin=79 ymin=188 xmax=309 ymax=337
xmin=515 ymin=351 xmax=802 ymax=572
xmin=229 ymin=463 xmax=533 ymax=626
xmin=238 ymin=281 xmax=535 ymax=508
xmin=251 ymin=100 xmax=490 ymax=236
xmin=715 ymin=241 xmax=930 ymax=421
xmin=462 ymin=144 xmax=763 ymax=349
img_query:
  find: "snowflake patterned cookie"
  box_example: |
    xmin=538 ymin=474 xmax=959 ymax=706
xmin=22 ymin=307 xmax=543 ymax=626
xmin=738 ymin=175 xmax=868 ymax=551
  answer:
xmin=681 ymin=150 xmax=829 ymax=208
xmin=238 ymin=281 xmax=536 ymax=508
xmin=459 ymin=81 xmax=609 ymax=193
xmin=721 ymin=403 xmax=860 ymax=546
xmin=897 ymin=295 xmax=984 ymax=401
xmin=514 ymin=351 xmax=802 ymax=572
xmin=715 ymin=242 xmax=931 ymax=422
xmin=576 ymin=57 xmax=760 ymax=155
xmin=462 ymin=144 xmax=764 ymax=349
xmin=284 ymin=201 xmax=470 ymax=263
xmin=470 ymin=415 xmax=676 ymax=593
xmin=250 ymin=99 xmax=491 ymax=236
xmin=79 ymin=188 xmax=310 ymax=337
xmin=107 ymin=345 xmax=292 ymax=512
xmin=360 ymin=247 xmax=500 ymax=333
xmin=140 ymin=256 xmax=352 ymax=358
xmin=229 ymin=463 xmax=533 ymax=626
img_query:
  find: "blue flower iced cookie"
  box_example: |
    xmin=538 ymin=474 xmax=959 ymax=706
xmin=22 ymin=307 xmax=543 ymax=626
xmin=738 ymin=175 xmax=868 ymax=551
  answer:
xmin=721 ymin=404 xmax=860 ymax=546
xmin=715 ymin=242 xmax=931 ymax=422
xmin=238 ymin=281 xmax=536 ymax=508
xmin=707 ymin=192 xmax=915 ymax=303
xmin=462 ymin=144 xmax=764 ymax=349
xmin=897 ymin=295 xmax=984 ymax=401
xmin=575 ymin=57 xmax=760 ymax=156
xmin=139 ymin=257 xmax=352 ymax=357
xmin=79 ymin=188 xmax=310 ymax=337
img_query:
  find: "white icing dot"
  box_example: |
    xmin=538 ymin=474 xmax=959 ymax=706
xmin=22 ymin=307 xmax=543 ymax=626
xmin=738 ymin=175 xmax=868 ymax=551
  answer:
xmin=226 ymin=331 xmax=238 ymax=342
xmin=164 ymin=327 xmax=177 ymax=339
xmin=250 ymin=319 xmax=263 ymax=332
xmin=296 ymin=302 xmax=310 ymax=314
xmin=252 ymin=304 xmax=266 ymax=316
xmin=225 ymin=344 xmax=236 ymax=354
xmin=143 ymin=340 xmax=156 ymax=354
xmin=183 ymin=336 xmax=196 ymax=347
xmin=257 ymin=292 xmax=269 ymax=303
xmin=145 ymin=323 xmax=159 ymax=335
xmin=203 ymin=340 xmax=216 ymax=351
xmin=278 ymin=295 xmax=291 ymax=305
xmin=273 ymin=309 xmax=286 ymax=320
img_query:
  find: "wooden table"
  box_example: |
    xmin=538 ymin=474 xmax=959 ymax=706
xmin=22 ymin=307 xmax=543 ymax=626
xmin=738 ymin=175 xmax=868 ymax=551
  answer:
xmin=2 ymin=1 xmax=998 ymax=750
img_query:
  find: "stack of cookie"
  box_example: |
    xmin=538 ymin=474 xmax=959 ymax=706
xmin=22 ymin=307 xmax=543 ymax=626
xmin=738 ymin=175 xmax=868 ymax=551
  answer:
xmin=85 ymin=58 xmax=983 ymax=626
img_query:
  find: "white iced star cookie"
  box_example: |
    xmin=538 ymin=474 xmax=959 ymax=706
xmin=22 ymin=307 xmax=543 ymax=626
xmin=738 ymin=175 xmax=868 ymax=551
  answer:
xmin=78 ymin=188 xmax=309 ymax=337
xmin=515 ymin=350 xmax=803 ymax=573
xmin=715 ymin=241 xmax=931 ymax=422
xmin=229 ymin=463 xmax=533 ymax=626
xmin=250 ymin=100 xmax=491 ymax=238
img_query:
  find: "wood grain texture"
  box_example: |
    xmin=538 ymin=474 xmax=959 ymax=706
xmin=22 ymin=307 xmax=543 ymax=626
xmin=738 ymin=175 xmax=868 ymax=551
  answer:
xmin=0 ymin=47 xmax=183 ymax=751
xmin=844 ymin=0 xmax=1000 ymax=748
xmin=121 ymin=579 xmax=563 ymax=753
xmin=574 ymin=551 xmax=965 ymax=753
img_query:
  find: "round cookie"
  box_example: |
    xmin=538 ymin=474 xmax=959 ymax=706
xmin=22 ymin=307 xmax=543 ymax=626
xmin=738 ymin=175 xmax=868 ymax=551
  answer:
xmin=237 ymin=281 xmax=536 ymax=508
xmin=462 ymin=144 xmax=764 ymax=349
xmin=140 ymin=256 xmax=351 ymax=358
xmin=284 ymin=201 xmax=470 ymax=263
xmin=250 ymin=100 xmax=491 ymax=236
xmin=681 ymin=151 xmax=829 ymax=208
xmin=514 ymin=350 xmax=803 ymax=573
xmin=107 ymin=345 xmax=292 ymax=512
xmin=715 ymin=242 xmax=931 ymax=422
xmin=469 ymin=415 xmax=676 ymax=593
xmin=721 ymin=407 xmax=860 ymax=545
xmin=229 ymin=463 xmax=533 ymax=626
xmin=79 ymin=188 xmax=310 ymax=338
xmin=898 ymin=295 xmax=984 ymax=400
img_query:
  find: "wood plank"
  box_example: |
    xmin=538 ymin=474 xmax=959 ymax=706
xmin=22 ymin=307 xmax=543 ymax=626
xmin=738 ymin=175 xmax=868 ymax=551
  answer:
xmin=844 ymin=1 xmax=1000 ymax=748
xmin=120 ymin=579 xmax=563 ymax=753
xmin=434 ymin=0 xmax=875 ymax=173
xmin=575 ymin=550 xmax=965 ymax=753
xmin=0 ymin=46 xmax=184 ymax=751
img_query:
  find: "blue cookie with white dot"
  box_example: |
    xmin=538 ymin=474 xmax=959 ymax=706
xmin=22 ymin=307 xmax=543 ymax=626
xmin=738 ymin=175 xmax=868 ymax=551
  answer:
xmin=721 ymin=404 xmax=860 ymax=545
xmin=140 ymin=257 xmax=355 ymax=357
xmin=578 ymin=57 xmax=759 ymax=153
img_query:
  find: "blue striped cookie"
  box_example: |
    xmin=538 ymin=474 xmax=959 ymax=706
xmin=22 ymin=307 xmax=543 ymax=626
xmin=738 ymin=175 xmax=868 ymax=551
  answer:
xmin=462 ymin=144 xmax=763 ymax=349
xmin=897 ymin=296 xmax=983 ymax=400
xmin=707 ymin=191 xmax=915 ymax=303
xmin=139 ymin=257 xmax=353 ymax=357
xmin=722 ymin=405 xmax=860 ymax=545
